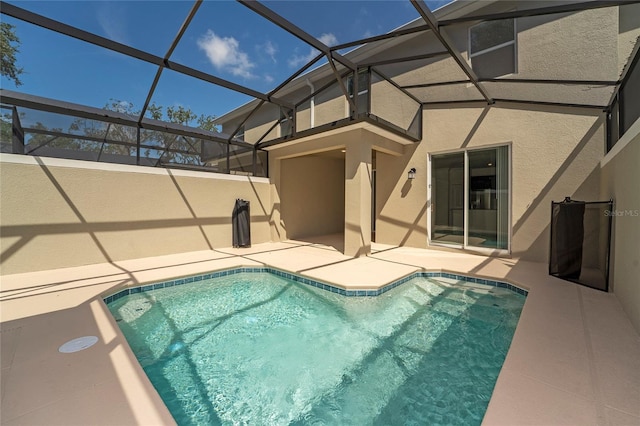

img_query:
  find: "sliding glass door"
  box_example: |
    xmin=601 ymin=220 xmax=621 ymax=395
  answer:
xmin=430 ymin=146 xmax=510 ymax=252
xmin=431 ymin=153 xmax=465 ymax=244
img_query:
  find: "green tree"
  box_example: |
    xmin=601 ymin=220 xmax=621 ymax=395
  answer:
xmin=197 ymin=114 xmax=218 ymax=133
xmin=1 ymin=110 xmax=14 ymax=151
xmin=1 ymin=22 xmax=24 ymax=86
xmin=25 ymin=122 xmax=79 ymax=154
xmin=58 ymin=100 xmax=219 ymax=165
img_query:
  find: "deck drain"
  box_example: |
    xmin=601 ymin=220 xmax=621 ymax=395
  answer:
xmin=59 ymin=336 xmax=99 ymax=353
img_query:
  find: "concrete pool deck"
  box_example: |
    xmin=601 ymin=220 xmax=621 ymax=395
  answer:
xmin=1 ymin=237 xmax=639 ymax=425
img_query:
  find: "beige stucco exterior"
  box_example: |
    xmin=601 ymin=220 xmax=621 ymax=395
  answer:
xmin=250 ymin=3 xmax=635 ymax=263
xmin=600 ymin=120 xmax=640 ymax=332
xmin=313 ymin=84 xmax=350 ymax=129
xmin=264 ymin=124 xmax=410 ymax=256
xmin=217 ymin=2 xmax=639 ymax=326
xmin=375 ymin=104 xmax=605 ymax=262
xmin=280 ymin=154 xmax=345 ymax=239
xmin=619 ymin=3 xmax=640 ymax=72
xmin=221 ymin=103 xmax=281 ymax=144
xmin=1 ymin=0 xmax=638 ymax=330
xmin=0 ymin=155 xmax=271 ymax=275
xmin=209 ymin=2 xmax=640 ymax=269
xmin=370 ymin=77 xmax=421 ymax=132
xmin=344 ymin=139 xmax=373 ymax=257
xmin=1 ymin=2 xmax=640 ymax=425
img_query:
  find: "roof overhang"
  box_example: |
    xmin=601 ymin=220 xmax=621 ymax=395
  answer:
xmin=265 ymin=120 xmax=413 ymax=160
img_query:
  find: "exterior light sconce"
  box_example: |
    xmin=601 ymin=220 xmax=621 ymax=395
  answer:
xmin=408 ymin=167 xmax=416 ymax=180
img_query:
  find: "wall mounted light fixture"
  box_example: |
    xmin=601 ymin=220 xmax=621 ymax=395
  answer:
xmin=408 ymin=167 xmax=416 ymax=179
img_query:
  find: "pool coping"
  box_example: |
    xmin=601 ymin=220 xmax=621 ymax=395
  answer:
xmin=102 ymin=266 xmax=529 ymax=304
xmin=3 ymin=241 xmax=637 ymax=426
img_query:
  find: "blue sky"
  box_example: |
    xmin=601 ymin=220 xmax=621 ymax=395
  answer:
xmin=1 ymin=0 xmax=451 ymax=124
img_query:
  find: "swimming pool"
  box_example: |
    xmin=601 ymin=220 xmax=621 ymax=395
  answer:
xmin=106 ymin=270 xmax=525 ymax=425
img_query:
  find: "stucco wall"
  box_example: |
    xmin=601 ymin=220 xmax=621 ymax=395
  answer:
xmin=296 ymin=102 xmax=312 ymax=133
xmin=314 ymin=84 xmax=348 ymax=128
xmin=618 ymin=3 xmax=640 ymax=73
xmin=0 ymin=155 xmax=272 ymax=275
xmin=376 ymin=104 xmax=605 ymax=262
xmin=516 ymin=7 xmax=618 ymax=81
xmin=280 ymin=154 xmax=345 ymax=239
xmin=218 ymin=3 xmax=632 ymax=142
xmin=600 ymin=121 xmax=640 ymax=333
xmin=370 ymin=76 xmax=421 ymax=132
xmin=375 ymin=4 xmax=620 ymax=104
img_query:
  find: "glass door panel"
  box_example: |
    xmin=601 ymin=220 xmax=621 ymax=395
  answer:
xmin=431 ymin=153 xmax=465 ymax=245
xmin=467 ymin=146 xmax=509 ymax=249
xmin=431 ymin=146 xmax=509 ymax=251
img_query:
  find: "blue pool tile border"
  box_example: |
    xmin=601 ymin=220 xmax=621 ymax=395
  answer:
xmin=103 ymin=267 xmax=528 ymax=304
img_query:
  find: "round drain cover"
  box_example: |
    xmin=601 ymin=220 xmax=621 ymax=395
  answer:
xmin=59 ymin=336 xmax=99 ymax=353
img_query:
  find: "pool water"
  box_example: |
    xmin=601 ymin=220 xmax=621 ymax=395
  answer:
xmin=107 ymin=272 xmax=525 ymax=425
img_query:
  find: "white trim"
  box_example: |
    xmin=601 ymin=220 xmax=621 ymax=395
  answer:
xmin=469 ymin=39 xmax=516 ymax=59
xmin=601 ymin=116 xmax=640 ymax=168
xmin=459 ymin=246 xmax=509 ymax=257
xmin=427 ymin=153 xmax=432 ymax=246
xmin=427 ymin=151 xmax=464 ymax=250
xmin=0 ymin=153 xmax=270 ymax=183
xmin=429 ymin=141 xmax=513 ymax=156
xmin=431 ymin=241 xmax=464 ymax=250
xmin=508 ymin=143 xmax=513 ymax=253
xmin=463 ymin=150 xmax=470 ymax=248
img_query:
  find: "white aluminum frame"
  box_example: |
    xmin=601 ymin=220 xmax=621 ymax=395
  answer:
xmin=468 ymin=17 xmax=518 ymax=76
xmin=427 ymin=142 xmax=512 ymax=256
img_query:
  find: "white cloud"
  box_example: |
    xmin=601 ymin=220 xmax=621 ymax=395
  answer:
xmin=97 ymin=3 xmax=129 ymax=44
xmin=318 ymin=33 xmax=338 ymax=47
xmin=288 ymin=49 xmax=319 ymax=68
xmin=263 ymin=41 xmax=278 ymax=63
xmin=264 ymin=74 xmax=275 ymax=84
xmin=288 ymin=33 xmax=338 ymax=68
xmin=197 ymin=30 xmax=256 ymax=79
